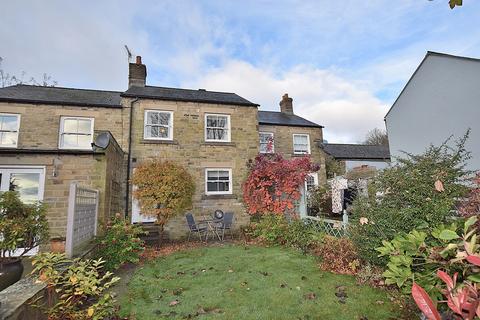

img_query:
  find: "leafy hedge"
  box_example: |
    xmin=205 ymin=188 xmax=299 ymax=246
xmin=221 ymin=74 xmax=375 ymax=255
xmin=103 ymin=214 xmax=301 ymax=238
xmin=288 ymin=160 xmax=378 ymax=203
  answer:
xmin=350 ymin=135 xmax=472 ymax=266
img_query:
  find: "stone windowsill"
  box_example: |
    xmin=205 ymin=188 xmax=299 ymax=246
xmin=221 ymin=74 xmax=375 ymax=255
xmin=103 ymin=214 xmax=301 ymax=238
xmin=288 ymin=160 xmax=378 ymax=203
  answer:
xmin=201 ymin=194 xmax=237 ymax=200
xmin=140 ymin=139 xmax=179 ymax=145
xmin=291 ymin=153 xmax=311 ymax=157
xmin=201 ymin=142 xmax=236 ymax=147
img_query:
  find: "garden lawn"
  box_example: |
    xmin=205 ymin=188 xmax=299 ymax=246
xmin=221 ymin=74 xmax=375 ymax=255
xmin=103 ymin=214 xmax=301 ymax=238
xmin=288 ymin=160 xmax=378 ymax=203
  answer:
xmin=119 ymin=245 xmax=395 ymax=320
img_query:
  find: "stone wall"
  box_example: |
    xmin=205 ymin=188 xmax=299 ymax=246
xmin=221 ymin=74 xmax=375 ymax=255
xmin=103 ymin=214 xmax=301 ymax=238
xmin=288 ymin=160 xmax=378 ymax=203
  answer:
xmin=0 ymin=102 xmax=126 ymax=149
xmin=258 ymin=124 xmax=327 ymax=184
xmin=0 ymin=153 xmax=105 ymax=237
xmin=0 ymin=102 xmax=126 ymax=238
xmin=126 ymin=98 xmax=259 ymax=238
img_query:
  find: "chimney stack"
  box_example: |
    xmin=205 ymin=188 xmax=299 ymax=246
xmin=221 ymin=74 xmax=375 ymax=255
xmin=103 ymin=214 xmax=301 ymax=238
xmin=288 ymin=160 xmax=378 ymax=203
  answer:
xmin=279 ymin=93 xmax=293 ymax=114
xmin=128 ymin=55 xmax=147 ymax=88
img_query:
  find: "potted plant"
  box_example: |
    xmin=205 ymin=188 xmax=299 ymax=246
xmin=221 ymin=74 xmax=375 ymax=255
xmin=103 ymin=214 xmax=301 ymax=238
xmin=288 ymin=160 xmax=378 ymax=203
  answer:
xmin=0 ymin=191 xmax=49 ymax=291
xmin=49 ymin=235 xmax=66 ymax=253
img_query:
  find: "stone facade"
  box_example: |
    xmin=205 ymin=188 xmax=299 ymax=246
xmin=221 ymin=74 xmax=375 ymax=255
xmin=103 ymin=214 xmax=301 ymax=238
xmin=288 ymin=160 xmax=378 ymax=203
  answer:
xmin=126 ymin=98 xmax=259 ymax=238
xmin=0 ymin=102 xmax=125 ymax=237
xmin=0 ymin=59 xmax=328 ymax=242
xmin=0 ymin=102 xmax=126 ymax=149
xmin=258 ymin=124 xmax=327 ymax=185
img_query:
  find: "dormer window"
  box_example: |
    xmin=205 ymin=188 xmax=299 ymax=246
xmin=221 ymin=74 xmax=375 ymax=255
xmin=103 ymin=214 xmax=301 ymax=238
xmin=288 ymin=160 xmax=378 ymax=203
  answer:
xmin=0 ymin=113 xmax=20 ymax=148
xmin=205 ymin=114 xmax=230 ymax=142
xmin=59 ymin=117 xmax=94 ymax=150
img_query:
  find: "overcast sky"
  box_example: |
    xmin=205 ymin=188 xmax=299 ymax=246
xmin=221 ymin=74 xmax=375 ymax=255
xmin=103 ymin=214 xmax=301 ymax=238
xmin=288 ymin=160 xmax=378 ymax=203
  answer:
xmin=1 ymin=1 xmax=480 ymax=143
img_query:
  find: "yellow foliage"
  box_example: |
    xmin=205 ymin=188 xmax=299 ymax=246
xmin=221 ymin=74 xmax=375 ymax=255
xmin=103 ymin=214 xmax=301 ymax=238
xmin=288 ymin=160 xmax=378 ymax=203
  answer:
xmin=132 ymin=160 xmax=195 ymax=227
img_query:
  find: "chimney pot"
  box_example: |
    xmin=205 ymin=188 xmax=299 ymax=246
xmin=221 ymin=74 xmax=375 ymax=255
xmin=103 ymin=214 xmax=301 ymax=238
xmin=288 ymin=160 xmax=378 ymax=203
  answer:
xmin=279 ymin=93 xmax=294 ymax=115
xmin=136 ymin=56 xmax=142 ymax=65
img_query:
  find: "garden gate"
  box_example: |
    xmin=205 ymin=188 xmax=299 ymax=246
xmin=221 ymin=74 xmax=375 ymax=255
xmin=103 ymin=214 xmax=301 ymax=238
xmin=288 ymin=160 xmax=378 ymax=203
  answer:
xmin=65 ymin=183 xmax=99 ymax=257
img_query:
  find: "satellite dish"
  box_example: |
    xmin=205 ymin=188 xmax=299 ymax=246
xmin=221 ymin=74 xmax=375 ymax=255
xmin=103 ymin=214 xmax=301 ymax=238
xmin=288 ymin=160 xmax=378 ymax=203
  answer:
xmin=92 ymin=132 xmax=110 ymax=149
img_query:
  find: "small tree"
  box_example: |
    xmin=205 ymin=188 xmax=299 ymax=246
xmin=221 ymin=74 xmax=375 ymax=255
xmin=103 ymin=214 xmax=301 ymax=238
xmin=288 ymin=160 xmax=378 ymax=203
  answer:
xmin=0 ymin=191 xmax=49 ymax=261
xmin=242 ymin=153 xmax=319 ymax=216
xmin=132 ymin=160 xmax=195 ymax=246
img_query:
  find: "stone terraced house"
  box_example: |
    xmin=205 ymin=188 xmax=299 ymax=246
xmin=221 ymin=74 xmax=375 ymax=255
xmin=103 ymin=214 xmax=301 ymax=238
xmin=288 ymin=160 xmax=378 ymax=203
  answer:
xmin=0 ymin=56 xmax=326 ymax=244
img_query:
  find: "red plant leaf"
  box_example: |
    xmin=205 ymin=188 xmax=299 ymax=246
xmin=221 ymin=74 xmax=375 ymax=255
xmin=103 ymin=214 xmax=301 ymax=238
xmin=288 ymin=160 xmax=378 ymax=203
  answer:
xmin=412 ymin=282 xmax=442 ymax=320
xmin=437 ymin=270 xmax=455 ymax=291
xmin=466 ymin=255 xmax=480 ymax=267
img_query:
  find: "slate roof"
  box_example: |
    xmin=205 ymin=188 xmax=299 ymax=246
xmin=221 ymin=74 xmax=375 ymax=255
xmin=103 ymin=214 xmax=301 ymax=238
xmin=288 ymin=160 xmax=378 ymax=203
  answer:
xmin=320 ymin=143 xmax=390 ymax=160
xmin=258 ymin=111 xmax=323 ymax=128
xmin=122 ymin=86 xmax=258 ymax=107
xmin=0 ymin=84 xmax=122 ymax=108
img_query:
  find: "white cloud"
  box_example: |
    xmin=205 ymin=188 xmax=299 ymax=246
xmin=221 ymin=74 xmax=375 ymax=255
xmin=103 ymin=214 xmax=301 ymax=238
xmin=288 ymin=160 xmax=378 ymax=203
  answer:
xmin=186 ymin=61 xmax=388 ymax=143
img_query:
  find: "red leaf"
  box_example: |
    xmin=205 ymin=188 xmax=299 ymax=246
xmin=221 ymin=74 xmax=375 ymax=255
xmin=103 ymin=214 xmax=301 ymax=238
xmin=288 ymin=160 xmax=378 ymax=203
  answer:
xmin=411 ymin=282 xmax=442 ymax=320
xmin=466 ymin=255 xmax=480 ymax=267
xmin=437 ymin=270 xmax=455 ymax=291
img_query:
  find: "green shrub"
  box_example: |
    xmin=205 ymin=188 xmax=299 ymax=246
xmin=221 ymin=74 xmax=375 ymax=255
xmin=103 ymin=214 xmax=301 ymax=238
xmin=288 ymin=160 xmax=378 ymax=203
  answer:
xmin=251 ymin=214 xmax=288 ymax=245
xmin=376 ymin=216 xmax=480 ymax=302
xmin=350 ymin=135 xmax=471 ymax=265
xmin=0 ymin=191 xmax=49 ymax=258
xmin=31 ymin=252 xmax=119 ymax=320
xmin=251 ymin=214 xmax=323 ymax=253
xmin=284 ymin=218 xmax=323 ymax=253
xmin=94 ymin=215 xmax=144 ymax=271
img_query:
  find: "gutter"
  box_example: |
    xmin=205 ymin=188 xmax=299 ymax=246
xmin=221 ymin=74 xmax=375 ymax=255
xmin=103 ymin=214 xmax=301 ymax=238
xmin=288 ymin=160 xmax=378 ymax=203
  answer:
xmin=125 ymin=97 xmax=139 ymax=218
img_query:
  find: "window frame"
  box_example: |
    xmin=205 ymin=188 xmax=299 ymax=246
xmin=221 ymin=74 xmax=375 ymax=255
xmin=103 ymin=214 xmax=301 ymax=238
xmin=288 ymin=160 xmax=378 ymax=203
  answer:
xmin=58 ymin=116 xmax=94 ymax=150
xmin=259 ymin=131 xmax=274 ymax=153
xmin=0 ymin=165 xmax=46 ymax=202
xmin=205 ymin=168 xmax=233 ymax=195
xmin=305 ymin=172 xmax=319 ymax=192
xmin=0 ymin=113 xmax=20 ymax=148
xmin=293 ymin=133 xmax=311 ymax=155
xmin=143 ymin=110 xmax=174 ymax=141
xmin=204 ymin=113 xmax=231 ymax=143
xmin=0 ymin=165 xmax=45 ymax=256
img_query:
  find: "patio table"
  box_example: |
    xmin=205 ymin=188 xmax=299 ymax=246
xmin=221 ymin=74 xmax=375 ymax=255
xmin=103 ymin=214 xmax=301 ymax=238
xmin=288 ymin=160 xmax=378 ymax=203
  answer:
xmin=199 ymin=218 xmax=223 ymax=242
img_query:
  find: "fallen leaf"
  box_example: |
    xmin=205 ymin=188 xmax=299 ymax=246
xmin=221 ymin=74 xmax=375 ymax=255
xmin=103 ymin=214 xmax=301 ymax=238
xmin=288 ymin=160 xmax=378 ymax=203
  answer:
xmin=169 ymin=300 xmax=179 ymax=306
xmin=435 ymin=180 xmax=445 ymax=192
xmin=87 ymin=307 xmax=94 ymax=317
xmin=304 ymin=292 xmax=316 ymax=300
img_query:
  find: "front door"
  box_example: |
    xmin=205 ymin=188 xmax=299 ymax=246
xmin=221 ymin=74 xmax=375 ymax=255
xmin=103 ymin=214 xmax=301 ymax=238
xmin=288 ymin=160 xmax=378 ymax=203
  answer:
xmin=299 ymin=173 xmax=319 ymax=218
xmin=131 ymin=186 xmax=156 ymax=223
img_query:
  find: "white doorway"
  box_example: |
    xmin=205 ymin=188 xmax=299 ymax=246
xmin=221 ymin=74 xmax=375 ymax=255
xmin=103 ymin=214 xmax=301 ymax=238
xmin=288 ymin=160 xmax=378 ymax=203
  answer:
xmin=131 ymin=186 xmax=156 ymax=223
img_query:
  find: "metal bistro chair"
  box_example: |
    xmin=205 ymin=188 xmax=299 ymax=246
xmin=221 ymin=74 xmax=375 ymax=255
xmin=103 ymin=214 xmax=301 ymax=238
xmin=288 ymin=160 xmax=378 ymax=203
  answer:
xmin=217 ymin=212 xmax=234 ymax=241
xmin=186 ymin=213 xmax=207 ymax=241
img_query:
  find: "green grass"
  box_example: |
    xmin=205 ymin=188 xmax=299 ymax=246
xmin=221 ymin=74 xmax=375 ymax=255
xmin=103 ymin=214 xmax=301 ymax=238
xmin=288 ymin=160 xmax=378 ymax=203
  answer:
xmin=119 ymin=245 xmax=395 ymax=320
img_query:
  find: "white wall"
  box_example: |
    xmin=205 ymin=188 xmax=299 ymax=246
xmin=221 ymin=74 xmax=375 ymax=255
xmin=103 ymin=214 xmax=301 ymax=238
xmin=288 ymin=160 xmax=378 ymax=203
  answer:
xmin=386 ymin=54 xmax=480 ymax=172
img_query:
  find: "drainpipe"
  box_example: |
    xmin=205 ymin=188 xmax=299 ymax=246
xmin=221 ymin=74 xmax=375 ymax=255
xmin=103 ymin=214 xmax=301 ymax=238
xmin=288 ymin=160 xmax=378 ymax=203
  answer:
xmin=125 ymin=97 xmax=139 ymax=218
